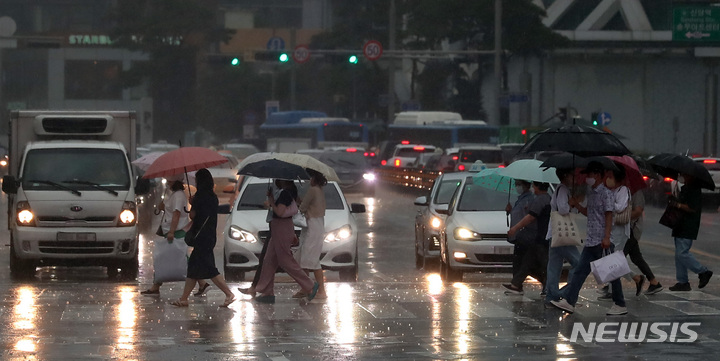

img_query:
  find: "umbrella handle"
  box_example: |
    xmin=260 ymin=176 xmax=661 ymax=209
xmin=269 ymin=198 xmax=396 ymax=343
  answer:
xmin=153 ymin=208 xmax=161 ymax=215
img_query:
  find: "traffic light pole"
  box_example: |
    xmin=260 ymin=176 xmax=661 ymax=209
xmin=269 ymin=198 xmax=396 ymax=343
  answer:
xmin=290 ymin=28 xmax=297 ymax=110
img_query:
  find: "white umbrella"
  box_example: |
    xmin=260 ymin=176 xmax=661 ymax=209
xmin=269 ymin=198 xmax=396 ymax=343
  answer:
xmin=238 ymin=152 xmax=340 ymax=182
xmin=501 ymin=159 xmax=560 ymax=184
xmin=132 ymin=151 xmax=165 ymax=171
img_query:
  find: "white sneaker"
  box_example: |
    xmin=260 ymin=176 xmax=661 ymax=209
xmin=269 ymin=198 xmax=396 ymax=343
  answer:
xmin=606 ymin=304 xmax=628 ymax=316
xmin=550 ymin=299 xmax=575 ymax=313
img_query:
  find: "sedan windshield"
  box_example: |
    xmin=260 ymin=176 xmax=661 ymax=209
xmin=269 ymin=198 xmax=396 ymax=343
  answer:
xmin=457 ymin=178 xmax=518 ymax=212
xmin=22 ymin=148 xmax=130 ymax=191
xmin=237 ymin=182 xmax=345 ymax=211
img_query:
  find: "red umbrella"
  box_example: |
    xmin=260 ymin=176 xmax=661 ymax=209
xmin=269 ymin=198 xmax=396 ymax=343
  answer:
xmin=143 ymin=147 xmax=228 ymax=180
xmin=607 ymin=155 xmax=647 ymax=194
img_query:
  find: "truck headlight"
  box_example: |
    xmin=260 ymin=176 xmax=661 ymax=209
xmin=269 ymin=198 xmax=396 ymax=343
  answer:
xmin=17 ymin=201 xmax=35 ymax=226
xmin=117 ymin=201 xmax=136 ymax=226
xmin=430 ymin=216 xmax=442 ymax=229
xmin=324 ymin=225 xmax=352 ymax=243
xmin=454 ymin=227 xmax=480 ymax=241
xmin=229 ymin=225 xmax=257 ymax=243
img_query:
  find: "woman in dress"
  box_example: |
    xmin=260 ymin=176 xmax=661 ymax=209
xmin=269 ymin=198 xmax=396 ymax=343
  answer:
xmin=293 ymin=170 xmax=328 ymax=299
xmin=170 ymin=168 xmax=235 ymax=307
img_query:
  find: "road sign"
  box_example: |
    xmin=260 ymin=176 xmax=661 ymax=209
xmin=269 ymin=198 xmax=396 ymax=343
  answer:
xmin=598 ymin=112 xmax=612 ymax=126
xmin=363 ymin=40 xmax=383 ymax=61
xmin=673 ymin=7 xmax=720 ymax=41
xmin=293 ymin=45 xmax=310 ymax=64
xmin=266 ymin=36 xmax=285 ymax=50
xmin=508 ymin=92 xmax=528 ymax=103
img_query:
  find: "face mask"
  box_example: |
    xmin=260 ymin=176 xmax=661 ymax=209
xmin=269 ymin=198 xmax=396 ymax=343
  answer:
xmin=586 ymin=177 xmax=596 ymax=186
xmin=605 ymin=178 xmax=616 ymax=188
xmin=515 ymin=186 xmax=525 ymax=194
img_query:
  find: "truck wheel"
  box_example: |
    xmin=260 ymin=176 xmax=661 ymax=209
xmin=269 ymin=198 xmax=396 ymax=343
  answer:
xmin=10 ymin=243 xmax=36 ymax=280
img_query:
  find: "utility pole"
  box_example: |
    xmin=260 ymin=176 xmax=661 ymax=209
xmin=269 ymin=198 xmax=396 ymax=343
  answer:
xmin=493 ymin=0 xmax=502 ymax=126
xmin=290 ymin=28 xmax=297 ymax=110
xmin=387 ymin=0 xmax=396 ymax=124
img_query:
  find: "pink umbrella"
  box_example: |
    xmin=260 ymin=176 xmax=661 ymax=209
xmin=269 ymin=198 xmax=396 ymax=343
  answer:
xmin=143 ymin=147 xmax=228 ymax=180
xmin=607 ymin=155 xmax=647 ymax=194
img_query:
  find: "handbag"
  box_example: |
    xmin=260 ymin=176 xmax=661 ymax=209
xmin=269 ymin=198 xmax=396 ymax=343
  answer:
xmin=590 ymin=249 xmax=631 ymax=284
xmin=614 ymin=187 xmax=632 ymax=225
xmin=509 ymin=226 xmax=535 ymax=245
xmin=152 ymin=238 xmax=188 ymax=283
xmin=293 ymin=212 xmax=308 ymax=228
xmin=184 ymin=216 xmax=208 ymax=247
xmin=550 ymin=211 xmax=584 ymax=247
xmin=659 ymin=201 xmax=682 ymax=229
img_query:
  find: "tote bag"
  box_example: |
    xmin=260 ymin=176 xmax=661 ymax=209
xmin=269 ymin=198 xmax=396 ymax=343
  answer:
xmin=590 ymin=250 xmax=631 ymax=284
xmin=614 ymin=187 xmax=632 ymax=225
xmin=550 ymin=211 xmax=584 ymax=247
xmin=659 ymin=202 xmax=682 ymax=229
xmin=152 ymin=238 xmax=188 ymax=283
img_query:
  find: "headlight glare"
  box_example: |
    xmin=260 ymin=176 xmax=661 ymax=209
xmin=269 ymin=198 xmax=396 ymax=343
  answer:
xmin=363 ymin=173 xmax=376 ymax=181
xmin=454 ymin=227 xmax=480 ymax=240
xmin=229 ymin=225 xmax=257 ymax=243
xmin=430 ymin=216 xmax=442 ymax=229
xmin=324 ymin=225 xmax=353 ymax=242
xmin=117 ymin=201 xmax=137 ymax=226
xmin=16 ymin=201 xmax=35 ymax=226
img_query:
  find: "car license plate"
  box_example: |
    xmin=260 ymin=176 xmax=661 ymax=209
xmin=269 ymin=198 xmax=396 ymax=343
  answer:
xmin=495 ymin=246 xmax=513 ymax=255
xmin=57 ymin=232 xmax=96 ymax=241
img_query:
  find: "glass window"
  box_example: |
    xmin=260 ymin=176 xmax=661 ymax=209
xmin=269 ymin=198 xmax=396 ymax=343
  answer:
xmin=238 ymin=182 xmax=345 ymax=211
xmin=433 ymin=180 xmax=462 ymax=205
xmin=459 ymin=149 xmax=503 ymax=164
xmin=65 ymin=60 xmax=123 ymax=100
xmin=457 ymin=179 xmax=517 ymax=212
xmin=22 ymin=149 xmax=130 ymax=190
xmin=319 ymin=152 xmax=368 ymax=169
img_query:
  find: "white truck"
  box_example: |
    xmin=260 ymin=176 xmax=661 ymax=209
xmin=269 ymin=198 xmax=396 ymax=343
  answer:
xmin=2 ymin=110 xmax=150 ymax=279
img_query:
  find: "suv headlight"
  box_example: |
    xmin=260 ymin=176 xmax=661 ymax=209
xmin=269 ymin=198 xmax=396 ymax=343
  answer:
xmin=118 ymin=201 xmax=136 ymax=226
xmin=16 ymin=201 xmax=35 ymax=226
xmin=229 ymin=225 xmax=257 ymax=243
xmin=324 ymin=224 xmax=352 ymax=243
xmin=453 ymin=227 xmax=481 ymax=241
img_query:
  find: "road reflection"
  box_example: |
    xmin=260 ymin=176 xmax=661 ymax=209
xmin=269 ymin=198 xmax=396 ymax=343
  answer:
xmin=326 ymin=283 xmax=356 ymax=346
xmin=229 ymin=298 xmax=256 ymax=352
xmin=13 ymin=287 xmax=38 ymax=354
xmin=116 ymin=286 xmax=137 ymax=351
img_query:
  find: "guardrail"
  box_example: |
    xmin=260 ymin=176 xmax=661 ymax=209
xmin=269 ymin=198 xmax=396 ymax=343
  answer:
xmin=375 ymin=166 xmax=441 ymax=191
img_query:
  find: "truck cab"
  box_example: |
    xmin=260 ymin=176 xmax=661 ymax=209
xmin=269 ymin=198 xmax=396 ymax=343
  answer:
xmin=2 ymin=110 xmax=149 ymax=279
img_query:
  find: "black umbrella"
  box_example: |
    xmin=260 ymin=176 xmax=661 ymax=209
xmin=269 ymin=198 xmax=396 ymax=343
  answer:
xmin=518 ymin=124 xmax=631 ymax=157
xmin=648 ymin=153 xmax=715 ymax=191
xmin=540 ymin=152 xmax=589 ymax=170
xmin=237 ymin=158 xmax=310 ymax=180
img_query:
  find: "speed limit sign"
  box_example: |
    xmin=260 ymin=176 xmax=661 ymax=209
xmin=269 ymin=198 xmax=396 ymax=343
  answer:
xmin=293 ymin=45 xmax=310 ymax=64
xmin=363 ymin=40 xmax=383 ymax=61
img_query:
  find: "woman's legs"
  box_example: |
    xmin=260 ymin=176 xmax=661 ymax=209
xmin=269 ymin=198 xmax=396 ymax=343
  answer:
xmin=313 ymin=269 xmax=326 ymax=297
xmin=177 ymin=279 xmax=197 ymax=302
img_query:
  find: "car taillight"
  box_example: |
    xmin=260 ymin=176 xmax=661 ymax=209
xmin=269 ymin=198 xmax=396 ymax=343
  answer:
xmin=413 ymin=146 xmax=425 ymax=151
xmin=401 ymin=140 xmax=410 ymax=145
xmin=664 ymin=177 xmax=674 ymax=183
xmin=458 ymin=164 xmax=466 ymax=171
xmin=642 ymin=176 xmax=649 ymax=181
xmin=346 ymin=148 xmax=357 ymax=152
xmin=704 ymin=159 xmax=717 ymax=164
xmin=498 ymin=165 xmax=505 ymax=168
xmin=394 ymin=159 xmax=401 ymax=167
xmin=381 ymin=160 xmax=387 ymax=166
xmin=452 ymin=156 xmax=459 ymax=161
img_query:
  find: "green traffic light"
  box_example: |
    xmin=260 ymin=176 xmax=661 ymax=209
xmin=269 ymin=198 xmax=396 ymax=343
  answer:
xmin=231 ymin=57 xmax=240 ymax=66
xmin=593 ymin=120 xmax=598 ymax=126
xmin=348 ymin=55 xmax=358 ymax=64
xmin=279 ymin=53 xmax=289 ymax=62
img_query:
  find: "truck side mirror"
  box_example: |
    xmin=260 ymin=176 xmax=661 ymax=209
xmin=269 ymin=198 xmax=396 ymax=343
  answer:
xmin=134 ymin=178 xmax=151 ymax=195
xmin=2 ymin=175 xmax=18 ymax=194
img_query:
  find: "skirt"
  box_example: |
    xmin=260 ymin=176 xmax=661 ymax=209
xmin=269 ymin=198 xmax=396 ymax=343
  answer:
xmin=294 ymin=217 xmax=324 ymax=270
xmin=186 ymin=247 xmax=220 ymax=280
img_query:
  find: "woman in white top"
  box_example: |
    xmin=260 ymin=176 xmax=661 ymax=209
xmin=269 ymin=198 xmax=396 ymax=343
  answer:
xmin=141 ymin=174 xmax=210 ymax=296
xmin=293 ymin=170 xmax=328 ymax=299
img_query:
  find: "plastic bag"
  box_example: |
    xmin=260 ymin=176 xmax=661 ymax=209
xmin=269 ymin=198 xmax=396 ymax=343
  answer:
xmin=152 ymin=238 xmax=188 ymax=283
xmin=591 ymin=250 xmax=631 ymax=284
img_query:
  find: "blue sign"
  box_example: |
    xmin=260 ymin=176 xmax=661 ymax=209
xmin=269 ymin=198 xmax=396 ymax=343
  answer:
xmin=598 ymin=112 xmax=612 ymax=126
xmin=401 ymin=100 xmax=421 ymax=111
xmin=508 ymin=93 xmax=529 ymax=103
xmin=266 ymin=37 xmax=285 ymax=50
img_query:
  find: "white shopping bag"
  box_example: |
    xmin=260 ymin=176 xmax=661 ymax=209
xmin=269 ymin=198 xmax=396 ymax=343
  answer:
xmin=590 ymin=250 xmax=631 ymax=284
xmin=152 ymin=237 xmax=188 ymax=283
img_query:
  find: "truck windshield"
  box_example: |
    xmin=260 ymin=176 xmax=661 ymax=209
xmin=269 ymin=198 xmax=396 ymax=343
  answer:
xmin=22 ymin=148 xmax=130 ymax=191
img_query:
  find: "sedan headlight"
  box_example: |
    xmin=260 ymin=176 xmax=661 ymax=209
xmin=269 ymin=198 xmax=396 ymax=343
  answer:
xmin=453 ymin=227 xmax=481 ymax=241
xmin=229 ymin=225 xmax=257 ymax=243
xmin=429 ymin=216 xmax=442 ymax=229
xmin=363 ymin=173 xmax=376 ymax=182
xmin=324 ymin=224 xmax=353 ymax=243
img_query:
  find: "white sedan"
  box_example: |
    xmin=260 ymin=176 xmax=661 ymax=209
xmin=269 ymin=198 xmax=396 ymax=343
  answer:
xmin=221 ymin=177 xmax=365 ymax=282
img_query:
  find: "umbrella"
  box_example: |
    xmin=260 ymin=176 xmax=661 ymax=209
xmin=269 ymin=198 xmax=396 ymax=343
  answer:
xmin=143 ymin=147 xmax=229 ymax=179
xmin=517 ymin=124 xmax=631 ymax=157
xmin=540 ymin=152 xmax=589 ymax=170
xmin=501 ymin=159 xmax=561 ymax=184
xmin=606 ymin=155 xmax=647 ymax=194
xmin=237 ymin=158 xmax=310 ymax=180
xmin=472 ymin=167 xmax=515 ymax=193
xmin=648 ymin=153 xmax=715 ymax=191
xmin=238 ymin=152 xmax=340 ymax=182
xmin=132 ymin=151 xmax=165 ymax=172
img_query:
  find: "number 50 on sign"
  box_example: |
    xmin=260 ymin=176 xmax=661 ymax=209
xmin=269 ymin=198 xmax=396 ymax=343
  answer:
xmin=363 ymin=40 xmax=383 ymax=61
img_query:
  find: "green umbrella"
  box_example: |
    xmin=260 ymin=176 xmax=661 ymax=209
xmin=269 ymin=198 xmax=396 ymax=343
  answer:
xmin=501 ymin=159 xmax=560 ymax=184
xmin=472 ymin=167 xmax=515 ymax=193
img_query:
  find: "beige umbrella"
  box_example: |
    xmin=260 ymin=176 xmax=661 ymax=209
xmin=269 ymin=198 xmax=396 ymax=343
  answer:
xmin=237 ymin=152 xmax=340 ymax=182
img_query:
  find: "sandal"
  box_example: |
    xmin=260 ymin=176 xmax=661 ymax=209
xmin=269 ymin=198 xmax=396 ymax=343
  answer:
xmin=169 ymin=300 xmax=189 ymax=307
xmin=238 ymin=287 xmax=256 ymax=297
xmin=194 ymin=283 xmax=211 ymax=297
xmin=292 ymin=291 xmax=307 ymax=299
xmin=221 ymin=295 xmax=236 ymax=308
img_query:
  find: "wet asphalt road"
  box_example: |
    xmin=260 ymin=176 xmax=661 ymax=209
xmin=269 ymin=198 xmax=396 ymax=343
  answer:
xmin=1 ymin=184 xmax=720 ymax=360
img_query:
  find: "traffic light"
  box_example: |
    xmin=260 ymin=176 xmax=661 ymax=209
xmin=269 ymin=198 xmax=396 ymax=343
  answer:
xmin=279 ymin=53 xmax=289 ymax=62
xmin=348 ymin=55 xmax=358 ymax=64
xmin=254 ymin=51 xmax=290 ymax=63
xmin=230 ymin=57 xmax=240 ymax=66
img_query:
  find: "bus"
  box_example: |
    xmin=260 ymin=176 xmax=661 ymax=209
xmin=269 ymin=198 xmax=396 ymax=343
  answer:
xmin=380 ymin=111 xmax=500 ymax=163
xmin=259 ymin=111 xmax=369 ymax=153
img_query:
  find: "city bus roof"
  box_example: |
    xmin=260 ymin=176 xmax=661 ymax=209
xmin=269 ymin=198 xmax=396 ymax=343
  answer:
xmin=264 ymin=111 xmax=327 ymax=125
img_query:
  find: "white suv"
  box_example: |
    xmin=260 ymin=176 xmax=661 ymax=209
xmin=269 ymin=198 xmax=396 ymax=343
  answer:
xmin=387 ymin=144 xmax=439 ymax=168
xmin=221 ymin=177 xmax=366 ymax=282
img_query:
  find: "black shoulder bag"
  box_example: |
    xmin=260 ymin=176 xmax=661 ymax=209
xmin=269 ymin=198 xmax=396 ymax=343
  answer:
xmin=184 ymin=217 xmax=209 ymax=247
